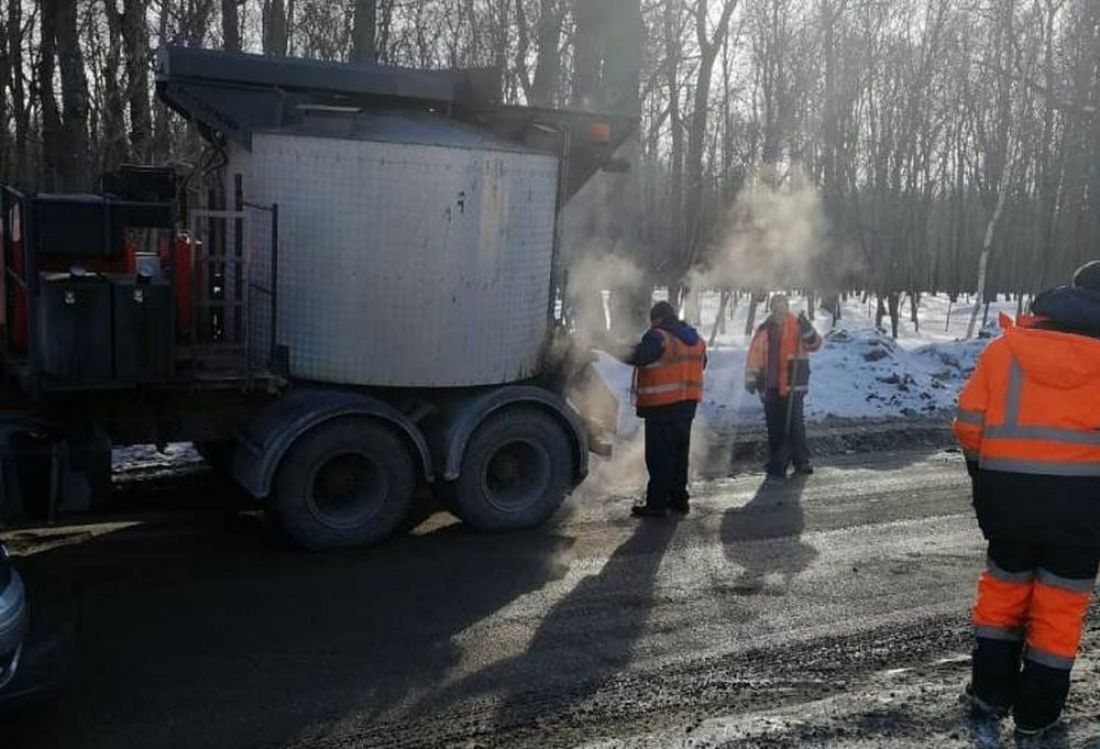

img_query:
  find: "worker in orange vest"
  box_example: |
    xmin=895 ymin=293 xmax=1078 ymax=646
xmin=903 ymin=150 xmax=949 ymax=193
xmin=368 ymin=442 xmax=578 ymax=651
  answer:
xmin=745 ymin=294 xmax=823 ymax=482
xmin=607 ymin=301 xmax=706 ymax=518
xmin=954 ymin=262 xmax=1100 ymax=738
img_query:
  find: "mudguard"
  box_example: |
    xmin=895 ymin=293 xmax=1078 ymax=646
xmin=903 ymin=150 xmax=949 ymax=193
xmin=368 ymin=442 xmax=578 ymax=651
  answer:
xmin=434 ymin=386 xmax=589 ymax=483
xmin=232 ymin=389 xmax=433 ymax=498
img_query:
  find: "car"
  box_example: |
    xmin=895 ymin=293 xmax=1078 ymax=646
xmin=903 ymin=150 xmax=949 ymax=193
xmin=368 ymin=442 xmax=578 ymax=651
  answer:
xmin=0 ymin=542 xmax=28 ymax=693
xmin=0 ymin=540 xmax=72 ymax=709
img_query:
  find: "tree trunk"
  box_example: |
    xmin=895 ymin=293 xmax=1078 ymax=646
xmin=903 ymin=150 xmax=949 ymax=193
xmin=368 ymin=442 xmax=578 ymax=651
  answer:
xmin=38 ymin=0 xmax=62 ymax=190
xmin=744 ymin=291 xmax=764 ymax=336
xmin=709 ymin=289 xmax=732 ymax=346
xmin=570 ymin=0 xmax=601 ymax=106
xmin=966 ymin=167 xmax=1012 ymax=338
xmin=351 ymin=0 xmax=377 ymax=63
xmin=123 ymin=0 xmax=153 ymax=160
xmin=151 ymin=0 xmax=172 ymax=159
xmin=887 ymin=292 xmax=900 ymax=340
xmin=57 ymin=0 xmax=91 ymax=189
xmin=103 ymin=0 xmax=128 ymax=167
xmin=222 ymin=0 xmax=241 ymax=51
xmin=530 ymin=0 xmax=564 ymax=106
xmin=910 ymin=292 xmax=920 ymax=332
xmin=264 ymin=0 xmax=289 ymax=56
xmin=9 ymin=0 xmax=29 ymax=185
xmin=683 ymin=0 xmax=739 ymax=271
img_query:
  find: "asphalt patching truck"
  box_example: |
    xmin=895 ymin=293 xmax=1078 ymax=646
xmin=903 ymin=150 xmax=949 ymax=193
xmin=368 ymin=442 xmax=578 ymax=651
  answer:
xmin=0 ymin=48 xmax=633 ymax=549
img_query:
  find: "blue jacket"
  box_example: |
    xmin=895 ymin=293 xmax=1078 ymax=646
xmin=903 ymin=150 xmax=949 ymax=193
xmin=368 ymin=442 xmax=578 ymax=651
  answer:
xmin=630 ymin=320 xmax=704 ymax=422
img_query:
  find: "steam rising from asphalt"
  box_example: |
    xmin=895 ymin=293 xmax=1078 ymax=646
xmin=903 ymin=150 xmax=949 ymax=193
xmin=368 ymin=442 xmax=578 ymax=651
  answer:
xmin=566 ymin=250 xmax=646 ymax=341
xmin=696 ymin=169 xmax=829 ymax=292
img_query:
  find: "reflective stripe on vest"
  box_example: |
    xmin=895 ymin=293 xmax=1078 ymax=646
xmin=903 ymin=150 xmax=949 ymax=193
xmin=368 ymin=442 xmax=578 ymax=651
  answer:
xmin=978 ymin=354 xmax=1100 ymax=476
xmin=634 ymin=329 xmax=705 ymax=408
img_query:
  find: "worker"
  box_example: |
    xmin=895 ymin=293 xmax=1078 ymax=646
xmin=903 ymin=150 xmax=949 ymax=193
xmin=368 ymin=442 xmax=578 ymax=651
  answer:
xmin=745 ymin=294 xmax=822 ymax=482
xmin=604 ymin=301 xmax=706 ymax=518
xmin=955 ymin=261 xmax=1100 ymax=738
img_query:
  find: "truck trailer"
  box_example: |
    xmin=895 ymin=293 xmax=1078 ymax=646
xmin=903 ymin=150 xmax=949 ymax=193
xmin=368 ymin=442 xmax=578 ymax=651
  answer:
xmin=0 ymin=48 xmax=634 ymax=549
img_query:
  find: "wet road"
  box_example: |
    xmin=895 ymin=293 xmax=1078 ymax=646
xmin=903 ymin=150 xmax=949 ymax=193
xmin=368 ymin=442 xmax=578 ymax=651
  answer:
xmin=3 ymin=449 xmax=1002 ymax=748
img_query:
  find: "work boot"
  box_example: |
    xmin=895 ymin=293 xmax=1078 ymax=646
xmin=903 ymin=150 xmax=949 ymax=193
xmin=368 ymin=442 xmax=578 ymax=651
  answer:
xmin=1014 ymin=719 xmax=1061 ymax=742
xmin=1014 ymin=658 xmax=1071 ymax=740
xmin=793 ymin=464 xmax=814 ymax=476
xmin=963 ymin=683 xmax=1009 ymax=719
xmin=764 ymin=473 xmax=787 ymax=486
xmin=631 ymin=505 xmax=669 ymax=519
xmin=668 ymin=500 xmax=690 ymax=516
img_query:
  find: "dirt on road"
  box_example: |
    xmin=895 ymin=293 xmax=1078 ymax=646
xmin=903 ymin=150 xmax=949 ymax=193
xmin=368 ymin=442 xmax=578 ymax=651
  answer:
xmin=3 ymin=446 xmax=1099 ymax=749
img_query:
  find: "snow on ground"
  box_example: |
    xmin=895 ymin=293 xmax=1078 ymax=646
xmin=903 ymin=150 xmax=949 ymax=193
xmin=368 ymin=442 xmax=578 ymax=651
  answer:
xmin=597 ymin=292 xmax=1016 ymax=440
xmin=112 ymin=442 xmax=202 ymax=472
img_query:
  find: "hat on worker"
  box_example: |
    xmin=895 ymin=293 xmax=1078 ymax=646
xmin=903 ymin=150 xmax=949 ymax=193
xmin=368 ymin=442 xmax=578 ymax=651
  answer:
xmin=650 ymin=301 xmax=676 ymax=324
xmin=1072 ymin=261 xmax=1100 ymax=292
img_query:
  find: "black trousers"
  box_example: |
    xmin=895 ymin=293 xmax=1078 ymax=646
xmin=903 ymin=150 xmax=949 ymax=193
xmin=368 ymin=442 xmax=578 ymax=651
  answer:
xmin=644 ymin=418 xmax=692 ymax=509
xmin=973 ymin=540 xmax=1100 ymax=729
xmin=764 ymin=391 xmax=809 ymax=477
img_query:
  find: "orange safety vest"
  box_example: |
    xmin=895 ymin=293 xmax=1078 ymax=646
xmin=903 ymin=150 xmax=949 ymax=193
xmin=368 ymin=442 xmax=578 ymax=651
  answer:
xmin=954 ymin=313 xmax=1100 ymax=475
xmin=745 ymin=313 xmax=822 ymax=397
xmin=633 ymin=329 xmax=706 ymax=408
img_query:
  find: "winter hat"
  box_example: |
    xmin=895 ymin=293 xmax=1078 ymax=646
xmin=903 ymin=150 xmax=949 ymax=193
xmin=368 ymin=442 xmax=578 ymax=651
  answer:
xmin=1072 ymin=261 xmax=1100 ymax=292
xmin=650 ymin=301 xmax=677 ymax=324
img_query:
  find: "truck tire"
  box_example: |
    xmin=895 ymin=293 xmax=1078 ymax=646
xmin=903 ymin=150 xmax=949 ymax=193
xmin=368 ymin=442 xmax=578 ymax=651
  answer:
xmin=271 ymin=418 xmax=415 ymax=550
xmin=452 ymin=407 xmax=573 ymax=532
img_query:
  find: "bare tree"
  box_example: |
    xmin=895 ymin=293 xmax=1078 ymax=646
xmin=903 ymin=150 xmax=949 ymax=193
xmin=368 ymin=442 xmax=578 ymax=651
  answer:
xmin=123 ymin=0 xmax=152 ymax=160
xmin=351 ymin=0 xmax=377 ymax=63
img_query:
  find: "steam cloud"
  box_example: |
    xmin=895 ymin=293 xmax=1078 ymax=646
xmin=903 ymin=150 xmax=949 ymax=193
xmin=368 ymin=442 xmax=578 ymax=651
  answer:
xmin=694 ymin=169 xmax=830 ymax=293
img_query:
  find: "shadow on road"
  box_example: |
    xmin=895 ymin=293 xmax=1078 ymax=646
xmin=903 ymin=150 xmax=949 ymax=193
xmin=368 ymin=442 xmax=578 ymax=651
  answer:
xmin=3 ymin=508 xmax=574 ymax=749
xmin=411 ymin=518 xmax=679 ymax=735
xmin=721 ymin=477 xmax=818 ymax=592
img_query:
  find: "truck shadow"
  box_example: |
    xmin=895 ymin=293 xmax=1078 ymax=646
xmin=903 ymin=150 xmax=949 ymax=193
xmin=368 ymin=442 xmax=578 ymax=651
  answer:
xmin=721 ymin=477 xmax=818 ymax=593
xmin=2 ymin=508 xmax=574 ymax=749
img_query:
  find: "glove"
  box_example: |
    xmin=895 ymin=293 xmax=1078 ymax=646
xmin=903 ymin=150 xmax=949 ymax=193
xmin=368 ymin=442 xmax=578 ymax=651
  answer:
xmin=798 ymin=312 xmax=814 ymax=336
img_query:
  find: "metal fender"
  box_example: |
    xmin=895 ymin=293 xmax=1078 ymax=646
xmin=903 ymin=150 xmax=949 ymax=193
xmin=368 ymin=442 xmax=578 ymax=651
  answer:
xmin=232 ymin=389 xmax=433 ymax=498
xmin=438 ymin=386 xmax=589 ymax=483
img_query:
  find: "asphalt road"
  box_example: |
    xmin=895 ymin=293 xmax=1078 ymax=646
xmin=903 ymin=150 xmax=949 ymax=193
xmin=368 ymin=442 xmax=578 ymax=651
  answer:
xmin=4 ymin=448 xmax=1099 ymax=748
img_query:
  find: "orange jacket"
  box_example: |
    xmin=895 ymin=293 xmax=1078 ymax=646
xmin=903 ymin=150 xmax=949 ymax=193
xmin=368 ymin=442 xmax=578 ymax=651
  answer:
xmin=746 ymin=313 xmax=823 ymax=397
xmin=634 ymin=329 xmax=706 ymax=408
xmin=954 ymin=313 xmax=1100 ymax=475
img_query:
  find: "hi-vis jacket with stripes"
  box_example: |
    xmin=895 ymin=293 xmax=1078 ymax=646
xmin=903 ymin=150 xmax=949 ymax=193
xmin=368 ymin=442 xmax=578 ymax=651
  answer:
xmin=954 ymin=313 xmax=1100 ymax=547
xmin=633 ymin=329 xmax=706 ymax=409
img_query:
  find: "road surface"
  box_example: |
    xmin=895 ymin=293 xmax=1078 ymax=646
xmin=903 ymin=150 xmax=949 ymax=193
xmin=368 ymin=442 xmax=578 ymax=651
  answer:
xmin=4 ymin=448 xmax=1100 ymax=748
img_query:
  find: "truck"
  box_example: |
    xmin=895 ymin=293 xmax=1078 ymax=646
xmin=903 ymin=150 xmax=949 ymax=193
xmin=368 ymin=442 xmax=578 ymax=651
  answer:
xmin=0 ymin=47 xmax=634 ymax=550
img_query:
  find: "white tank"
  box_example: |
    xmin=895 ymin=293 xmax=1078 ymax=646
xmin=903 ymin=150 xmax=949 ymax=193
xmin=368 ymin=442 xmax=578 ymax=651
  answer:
xmin=229 ymin=113 xmax=560 ymax=387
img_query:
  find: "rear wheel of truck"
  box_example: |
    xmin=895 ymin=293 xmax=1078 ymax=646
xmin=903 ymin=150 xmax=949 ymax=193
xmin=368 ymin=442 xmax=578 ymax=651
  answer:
xmin=271 ymin=418 xmax=415 ymax=550
xmin=452 ymin=407 xmax=573 ymax=532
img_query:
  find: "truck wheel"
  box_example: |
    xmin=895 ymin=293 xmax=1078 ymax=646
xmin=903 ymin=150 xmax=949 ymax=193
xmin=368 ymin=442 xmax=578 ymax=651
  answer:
xmin=271 ymin=418 xmax=415 ymax=550
xmin=453 ymin=407 xmax=573 ymax=532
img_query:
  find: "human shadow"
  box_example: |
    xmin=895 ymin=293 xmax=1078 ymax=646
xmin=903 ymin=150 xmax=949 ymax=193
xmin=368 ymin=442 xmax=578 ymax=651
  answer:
xmin=3 ymin=502 xmax=573 ymax=749
xmin=721 ymin=476 xmax=818 ymax=593
xmin=410 ymin=518 xmax=679 ymax=735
